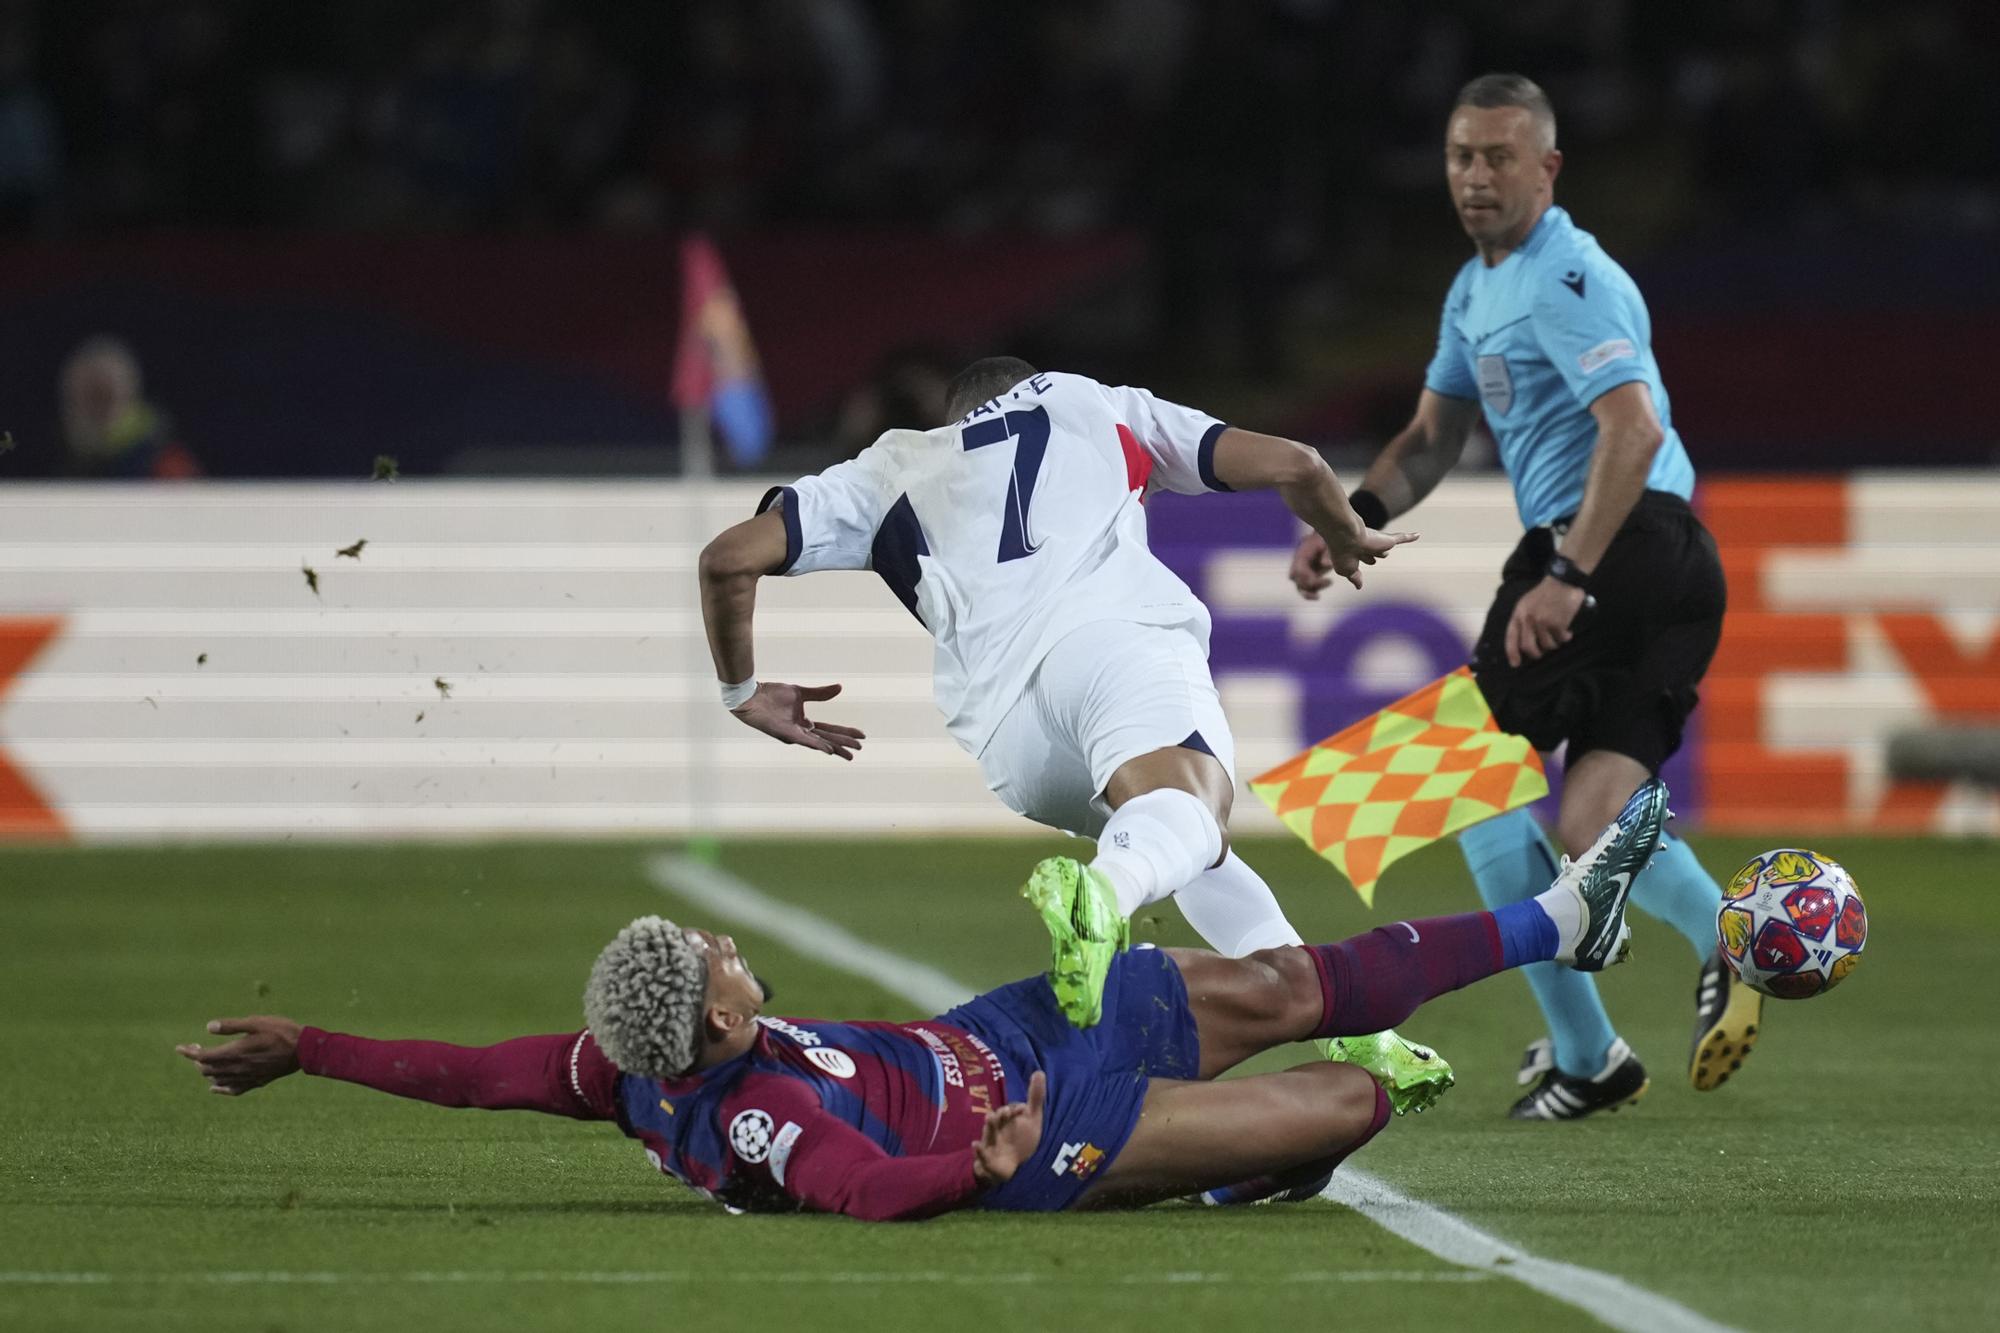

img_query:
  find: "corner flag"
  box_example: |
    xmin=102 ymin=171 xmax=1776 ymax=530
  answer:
xmin=671 ymin=234 xmax=773 ymax=468
xmin=1251 ymin=668 xmax=1546 ymax=905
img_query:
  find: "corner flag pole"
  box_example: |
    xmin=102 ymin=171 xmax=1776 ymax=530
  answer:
xmin=680 ymin=405 xmax=720 ymax=862
xmin=672 ymin=233 xmax=772 ymax=863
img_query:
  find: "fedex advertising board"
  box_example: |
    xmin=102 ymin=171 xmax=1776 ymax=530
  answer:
xmin=0 ymin=477 xmax=1992 ymax=840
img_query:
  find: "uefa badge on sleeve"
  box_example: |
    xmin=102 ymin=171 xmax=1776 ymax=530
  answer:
xmin=729 ymin=1109 xmax=776 ymax=1163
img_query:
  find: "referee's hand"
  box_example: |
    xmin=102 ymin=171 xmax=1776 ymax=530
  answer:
xmin=1324 ymin=525 xmax=1419 ymax=589
xmin=1289 ymin=532 xmax=1337 ymax=598
xmin=1506 ymin=577 xmax=1589 ymax=665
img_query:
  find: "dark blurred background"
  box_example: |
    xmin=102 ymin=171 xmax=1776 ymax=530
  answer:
xmin=0 ymin=0 xmax=1993 ymax=478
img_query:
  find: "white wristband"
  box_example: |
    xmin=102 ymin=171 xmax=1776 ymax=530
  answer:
xmin=720 ymin=675 xmax=759 ymax=710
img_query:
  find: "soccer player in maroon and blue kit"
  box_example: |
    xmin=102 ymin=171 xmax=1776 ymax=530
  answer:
xmin=179 ymin=783 xmax=1664 ymax=1220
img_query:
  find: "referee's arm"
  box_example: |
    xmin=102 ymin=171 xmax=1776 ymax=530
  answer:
xmin=1552 ymin=381 xmax=1667 ymax=575
xmin=1352 ymin=390 xmax=1483 ymax=521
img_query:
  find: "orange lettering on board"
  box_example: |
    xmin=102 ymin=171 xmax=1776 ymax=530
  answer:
xmin=1869 ymin=778 xmax=1953 ymax=834
xmin=1876 ymin=614 xmax=2000 ymax=718
xmin=1697 ymin=480 xmax=1848 ymax=830
xmin=0 ymin=617 xmax=65 ymax=838
xmin=1869 ymin=614 xmax=2000 ymax=827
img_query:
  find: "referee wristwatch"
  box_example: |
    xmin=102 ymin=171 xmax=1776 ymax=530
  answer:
xmin=1545 ymin=553 xmax=1592 ymax=590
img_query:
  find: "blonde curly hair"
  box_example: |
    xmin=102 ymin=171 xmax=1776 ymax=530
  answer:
xmin=583 ymin=915 xmax=709 ymax=1078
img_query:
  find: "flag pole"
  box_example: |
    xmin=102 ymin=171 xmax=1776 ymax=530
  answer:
xmin=671 ymin=233 xmax=770 ymax=864
xmin=680 ymin=405 xmax=720 ymax=862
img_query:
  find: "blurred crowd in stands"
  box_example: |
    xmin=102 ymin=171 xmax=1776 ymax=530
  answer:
xmin=2 ymin=0 xmax=1993 ymax=240
xmin=1 ymin=1 xmax=1993 ymax=476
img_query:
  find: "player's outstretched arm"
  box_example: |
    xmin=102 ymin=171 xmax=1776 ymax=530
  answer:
xmin=178 ymin=1019 xmax=617 ymax=1119
xmin=1288 ymin=390 xmax=1476 ymax=598
xmin=1209 ymin=428 xmax=1417 ymax=591
xmin=176 ymin=1016 xmax=301 ymax=1095
xmin=699 ymin=507 xmax=865 ymax=759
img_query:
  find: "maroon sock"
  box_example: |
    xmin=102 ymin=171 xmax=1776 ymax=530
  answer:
xmin=1307 ymin=912 xmax=1506 ymax=1038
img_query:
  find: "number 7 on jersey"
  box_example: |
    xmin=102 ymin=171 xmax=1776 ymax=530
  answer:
xmin=961 ymin=406 xmax=1051 ymax=563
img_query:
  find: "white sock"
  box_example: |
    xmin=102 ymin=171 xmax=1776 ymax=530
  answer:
xmin=1172 ymin=851 xmax=1303 ymax=956
xmin=1090 ymin=788 xmax=1222 ymax=918
xmin=1535 ymin=879 xmax=1587 ymax=959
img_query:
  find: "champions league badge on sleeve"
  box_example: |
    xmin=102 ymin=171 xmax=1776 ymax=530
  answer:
xmin=729 ymin=1109 xmax=776 ymax=1163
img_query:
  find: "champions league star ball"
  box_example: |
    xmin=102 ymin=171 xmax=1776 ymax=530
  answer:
xmin=1716 ymin=849 xmax=1867 ymax=999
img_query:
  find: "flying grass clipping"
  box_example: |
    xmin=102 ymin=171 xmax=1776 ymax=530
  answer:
xmin=1251 ymin=668 xmax=1546 ymax=904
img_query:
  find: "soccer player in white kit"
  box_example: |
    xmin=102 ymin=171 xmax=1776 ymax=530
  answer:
xmin=698 ymin=358 xmax=1448 ymax=1116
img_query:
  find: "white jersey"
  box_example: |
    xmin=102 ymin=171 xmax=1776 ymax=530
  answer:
xmin=759 ymin=370 xmax=1232 ymax=754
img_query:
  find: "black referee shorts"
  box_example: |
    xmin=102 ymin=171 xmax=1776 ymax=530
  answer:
xmin=1470 ymin=490 xmax=1726 ymax=774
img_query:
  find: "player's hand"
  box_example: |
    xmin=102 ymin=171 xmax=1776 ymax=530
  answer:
xmin=1317 ymin=524 xmax=1419 ymax=591
xmin=177 ymin=1016 xmax=303 ymax=1096
xmin=731 ymin=682 xmax=866 ymax=760
xmin=1505 ymin=576 xmax=1589 ymax=666
xmin=973 ymin=1070 xmax=1046 ymax=1188
xmin=1289 ymin=532 xmax=1335 ymax=598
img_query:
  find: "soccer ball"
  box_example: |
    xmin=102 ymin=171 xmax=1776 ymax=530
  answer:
xmin=1716 ymin=849 xmax=1866 ymax=999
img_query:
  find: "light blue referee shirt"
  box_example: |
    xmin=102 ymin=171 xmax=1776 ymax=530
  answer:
xmin=1424 ymin=205 xmax=1695 ymax=529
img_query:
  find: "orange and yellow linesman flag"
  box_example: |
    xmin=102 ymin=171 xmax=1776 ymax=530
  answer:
xmin=1251 ymin=668 xmax=1546 ymax=905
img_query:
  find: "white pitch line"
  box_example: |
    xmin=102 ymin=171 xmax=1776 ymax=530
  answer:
xmin=0 ymin=1269 xmax=1489 ymax=1287
xmin=645 ymin=854 xmax=1740 ymax=1333
xmin=648 ymin=853 xmax=972 ymax=1014
xmin=1320 ymin=1172 xmax=1736 ymax=1333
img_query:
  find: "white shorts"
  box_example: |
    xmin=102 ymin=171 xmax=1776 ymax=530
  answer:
xmin=977 ymin=620 xmax=1236 ymax=839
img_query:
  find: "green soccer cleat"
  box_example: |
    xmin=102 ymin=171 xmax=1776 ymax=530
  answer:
xmin=1021 ymin=856 xmax=1128 ymax=1027
xmin=1319 ymin=1029 xmax=1456 ymax=1116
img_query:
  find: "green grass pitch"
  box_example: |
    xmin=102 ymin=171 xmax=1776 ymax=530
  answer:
xmin=3 ymin=833 xmax=1996 ymax=1332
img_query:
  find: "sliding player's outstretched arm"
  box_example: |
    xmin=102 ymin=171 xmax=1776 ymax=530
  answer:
xmin=176 ymin=1016 xmax=617 ymax=1119
xmin=698 ymin=506 xmax=864 ymax=759
xmin=181 ymin=1015 xmax=1050 ymax=1223
xmin=1207 ymin=427 xmax=1418 ymax=590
